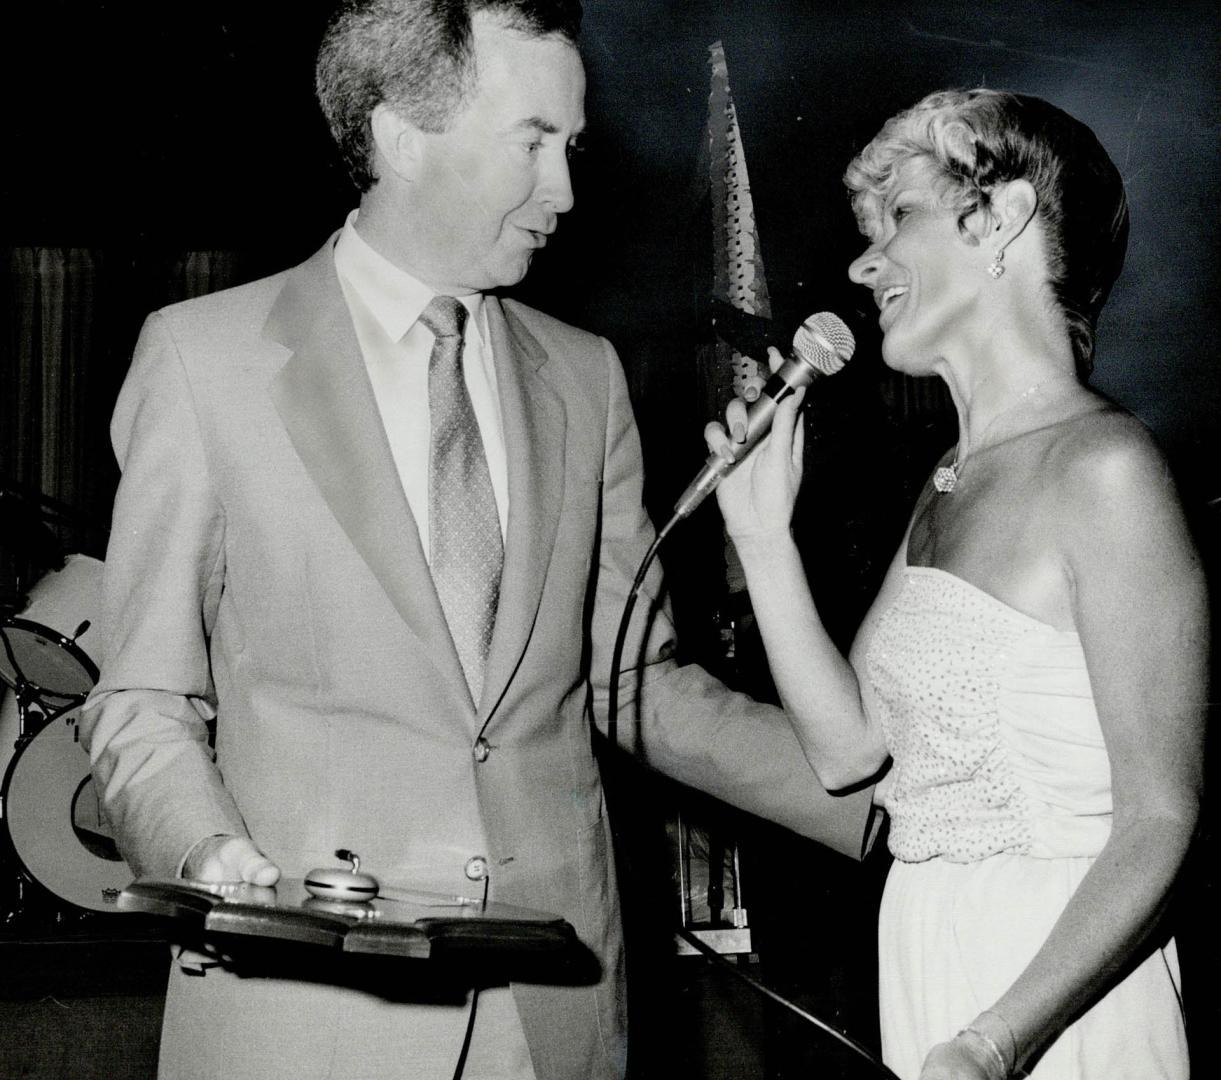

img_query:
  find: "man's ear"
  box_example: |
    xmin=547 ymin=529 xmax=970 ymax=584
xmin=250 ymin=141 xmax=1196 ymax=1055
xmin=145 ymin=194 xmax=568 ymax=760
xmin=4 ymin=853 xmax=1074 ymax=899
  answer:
xmin=988 ymin=178 xmax=1038 ymax=250
xmin=370 ymin=103 xmax=424 ymax=182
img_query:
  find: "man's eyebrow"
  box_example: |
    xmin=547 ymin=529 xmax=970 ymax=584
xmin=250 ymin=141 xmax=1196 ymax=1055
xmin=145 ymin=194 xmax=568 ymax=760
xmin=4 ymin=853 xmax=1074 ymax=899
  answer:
xmin=514 ymin=117 xmax=558 ymax=135
xmin=514 ymin=116 xmax=585 ymax=138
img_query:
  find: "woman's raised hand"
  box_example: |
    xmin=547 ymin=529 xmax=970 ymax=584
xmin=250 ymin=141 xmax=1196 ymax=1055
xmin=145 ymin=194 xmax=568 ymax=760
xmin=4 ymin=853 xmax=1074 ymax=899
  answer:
xmin=704 ymin=346 xmax=807 ymax=540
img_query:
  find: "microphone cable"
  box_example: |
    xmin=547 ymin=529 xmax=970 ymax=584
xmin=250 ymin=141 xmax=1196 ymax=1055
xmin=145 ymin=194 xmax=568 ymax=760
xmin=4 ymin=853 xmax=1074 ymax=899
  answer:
xmin=451 ymin=988 xmax=480 ymax=1080
xmin=450 ymin=860 xmax=494 ymax=1080
xmin=604 ymin=514 xmax=899 ymax=1080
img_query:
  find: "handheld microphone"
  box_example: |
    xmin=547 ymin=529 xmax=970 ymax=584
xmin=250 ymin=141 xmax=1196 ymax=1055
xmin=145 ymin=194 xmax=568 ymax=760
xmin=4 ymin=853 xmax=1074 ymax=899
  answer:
xmin=672 ymin=312 xmax=855 ymax=519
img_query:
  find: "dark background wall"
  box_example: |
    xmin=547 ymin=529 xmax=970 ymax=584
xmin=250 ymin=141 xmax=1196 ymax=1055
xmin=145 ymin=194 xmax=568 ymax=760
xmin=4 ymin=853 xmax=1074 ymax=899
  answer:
xmin=5 ymin=0 xmax=1217 ymax=628
xmin=4 ymin=0 xmax=1217 ymax=614
xmin=4 ymin=1 xmax=1217 ymax=476
xmin=2 ymin=2 xmax=1216 ymax=1077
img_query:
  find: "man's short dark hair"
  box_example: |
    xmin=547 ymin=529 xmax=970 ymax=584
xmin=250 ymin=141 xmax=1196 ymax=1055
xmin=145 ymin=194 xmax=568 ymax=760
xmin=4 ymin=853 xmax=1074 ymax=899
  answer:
xmin=316 ymin=0 xmax=583 ymax=192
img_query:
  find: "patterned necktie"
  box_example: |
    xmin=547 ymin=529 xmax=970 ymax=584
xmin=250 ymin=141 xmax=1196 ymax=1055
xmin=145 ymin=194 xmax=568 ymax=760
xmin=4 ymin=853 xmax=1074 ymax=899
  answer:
xmin=421 ymin=295 xmax=503 ymax=704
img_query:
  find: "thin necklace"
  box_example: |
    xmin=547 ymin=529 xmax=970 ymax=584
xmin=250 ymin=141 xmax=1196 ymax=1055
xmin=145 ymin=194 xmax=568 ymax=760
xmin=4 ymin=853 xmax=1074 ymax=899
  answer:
xmin=933 ymin=378 xmax=1065 ymax=494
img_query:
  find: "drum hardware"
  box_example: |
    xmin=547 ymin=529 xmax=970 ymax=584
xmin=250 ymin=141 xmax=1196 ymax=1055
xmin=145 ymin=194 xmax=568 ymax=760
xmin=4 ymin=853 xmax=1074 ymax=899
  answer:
xmin=0 ymin=554 xmax=104 ymax=771
xmin=1 ymin=603 xmax=129 ymax=921
xmin=1 ymin=615 xmax=97 ymax=736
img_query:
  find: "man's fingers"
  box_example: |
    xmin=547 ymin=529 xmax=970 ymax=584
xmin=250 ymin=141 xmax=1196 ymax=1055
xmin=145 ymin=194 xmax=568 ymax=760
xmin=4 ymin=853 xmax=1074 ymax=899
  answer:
xmin=183 ymin=835 xmax=234 ymax=882
xmin=241 ymin=852 xmax=282 ymax=886
xmin=186 ymin=835 xmax=280 ymax=885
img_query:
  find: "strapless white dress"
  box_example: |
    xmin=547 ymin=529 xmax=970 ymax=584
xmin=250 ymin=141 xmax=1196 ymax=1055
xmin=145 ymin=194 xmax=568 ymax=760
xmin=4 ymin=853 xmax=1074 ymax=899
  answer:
xmin=863 ymin=566 xmax=1187 ymax=1079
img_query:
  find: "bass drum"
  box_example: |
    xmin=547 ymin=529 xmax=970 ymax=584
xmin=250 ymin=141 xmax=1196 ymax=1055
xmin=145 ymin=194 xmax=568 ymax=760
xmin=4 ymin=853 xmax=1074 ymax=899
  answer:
xmin=0 ymin=554 xmax=129 ymax=912
xmin=2 ymin=711 xmax=131 ymax=911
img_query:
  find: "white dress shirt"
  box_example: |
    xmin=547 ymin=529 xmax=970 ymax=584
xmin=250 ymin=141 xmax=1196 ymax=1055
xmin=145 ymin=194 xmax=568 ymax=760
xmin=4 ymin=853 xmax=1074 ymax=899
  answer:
xmin=333 ymin=211 xmax=509 ymax=561
xmin=330 ymin=218 xmax=534 ymax=1080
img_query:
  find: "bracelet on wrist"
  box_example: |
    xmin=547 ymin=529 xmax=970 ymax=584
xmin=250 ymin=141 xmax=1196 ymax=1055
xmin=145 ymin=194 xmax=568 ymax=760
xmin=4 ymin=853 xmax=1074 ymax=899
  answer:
xmin=727 ymin=526 xmax=794 ymax=551
xmin=958 ymin=1025 xmax=1009 ymax=1079
xmin=977 ymin=1009 xmax=1020 ymax=1072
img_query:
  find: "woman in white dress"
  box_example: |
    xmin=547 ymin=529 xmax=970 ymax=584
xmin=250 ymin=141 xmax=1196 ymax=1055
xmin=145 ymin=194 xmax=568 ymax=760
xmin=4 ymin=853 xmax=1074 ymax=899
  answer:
xmin=707 ymin=89 xmax=1206 ymax=1079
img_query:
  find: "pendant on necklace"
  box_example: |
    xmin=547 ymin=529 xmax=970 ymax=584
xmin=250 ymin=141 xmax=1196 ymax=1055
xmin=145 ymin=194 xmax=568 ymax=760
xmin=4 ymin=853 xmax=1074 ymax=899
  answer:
xmin=933 ymin=464 xmax=960 ymax=494
xmin=934 ymin=377 xmax=1062 ymax=497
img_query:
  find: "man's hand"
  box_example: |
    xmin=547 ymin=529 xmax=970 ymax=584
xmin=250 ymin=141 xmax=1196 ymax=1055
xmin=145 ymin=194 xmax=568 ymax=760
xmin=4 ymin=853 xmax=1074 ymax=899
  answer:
xmin=182 ymin=834 xmax=281 ymax=886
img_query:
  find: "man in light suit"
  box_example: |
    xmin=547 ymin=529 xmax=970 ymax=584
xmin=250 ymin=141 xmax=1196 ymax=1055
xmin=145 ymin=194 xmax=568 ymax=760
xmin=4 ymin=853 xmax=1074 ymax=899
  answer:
xmin=82 ymin=2 xmax=874 ymax=1077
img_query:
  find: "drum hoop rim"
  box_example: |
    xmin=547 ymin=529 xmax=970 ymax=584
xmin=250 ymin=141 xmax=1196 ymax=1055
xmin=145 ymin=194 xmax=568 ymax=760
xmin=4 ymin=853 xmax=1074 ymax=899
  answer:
xmin=0 ymin=615 xmax=100 ymax=688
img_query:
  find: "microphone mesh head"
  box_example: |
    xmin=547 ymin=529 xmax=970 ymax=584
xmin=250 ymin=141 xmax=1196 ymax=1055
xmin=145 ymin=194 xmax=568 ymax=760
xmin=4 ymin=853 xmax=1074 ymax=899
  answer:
xmin=793 ymin=312 xmax=856 ymax=375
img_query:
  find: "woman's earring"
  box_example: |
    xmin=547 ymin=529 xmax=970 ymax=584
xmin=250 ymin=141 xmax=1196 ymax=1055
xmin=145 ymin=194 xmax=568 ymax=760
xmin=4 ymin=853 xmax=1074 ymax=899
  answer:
xmin=987 ymin=248 xmax=1006 ymax=279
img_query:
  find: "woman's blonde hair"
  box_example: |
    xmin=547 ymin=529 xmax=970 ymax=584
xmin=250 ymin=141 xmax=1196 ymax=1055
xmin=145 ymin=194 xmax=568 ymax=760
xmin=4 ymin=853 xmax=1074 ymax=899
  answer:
xmin=845 ymin=89 xmax=1129 ymax=379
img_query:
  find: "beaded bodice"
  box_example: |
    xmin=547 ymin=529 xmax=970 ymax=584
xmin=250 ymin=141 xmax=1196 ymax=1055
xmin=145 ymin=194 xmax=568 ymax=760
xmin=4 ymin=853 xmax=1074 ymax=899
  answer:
xmin=865 ymin=567 xmax=1113 ymax=863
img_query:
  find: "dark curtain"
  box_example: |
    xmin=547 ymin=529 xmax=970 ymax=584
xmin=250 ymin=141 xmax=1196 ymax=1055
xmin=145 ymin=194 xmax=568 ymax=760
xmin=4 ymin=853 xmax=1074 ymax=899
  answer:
xmin=1 ymin=247 xmax=247 ymax=610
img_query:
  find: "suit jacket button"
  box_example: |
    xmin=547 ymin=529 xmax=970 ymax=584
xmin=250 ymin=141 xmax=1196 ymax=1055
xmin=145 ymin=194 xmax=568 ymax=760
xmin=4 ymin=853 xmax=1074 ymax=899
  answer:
xmin=464 ymin=856 xmax=489 ymax=882
xmin=473 ymin=737 xmax=491 ymax=763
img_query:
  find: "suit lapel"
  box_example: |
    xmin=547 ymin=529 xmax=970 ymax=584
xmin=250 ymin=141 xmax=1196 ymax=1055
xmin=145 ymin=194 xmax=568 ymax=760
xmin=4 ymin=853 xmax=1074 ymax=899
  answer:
xmin=479 ymin=298 xmax=566 ymax=720
xmin=264 ymin=238 xmax=471 ymax=704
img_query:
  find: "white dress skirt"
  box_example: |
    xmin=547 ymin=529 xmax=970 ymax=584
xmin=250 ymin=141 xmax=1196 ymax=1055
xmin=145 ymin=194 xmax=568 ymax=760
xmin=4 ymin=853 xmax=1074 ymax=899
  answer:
xmin=861 ymin=567 xmax=1188 ymax=1079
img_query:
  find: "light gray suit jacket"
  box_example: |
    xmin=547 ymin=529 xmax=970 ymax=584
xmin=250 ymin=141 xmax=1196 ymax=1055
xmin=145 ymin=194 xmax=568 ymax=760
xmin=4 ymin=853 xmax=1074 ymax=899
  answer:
xmin=82 ymin=236 xmax=874 ymax=1079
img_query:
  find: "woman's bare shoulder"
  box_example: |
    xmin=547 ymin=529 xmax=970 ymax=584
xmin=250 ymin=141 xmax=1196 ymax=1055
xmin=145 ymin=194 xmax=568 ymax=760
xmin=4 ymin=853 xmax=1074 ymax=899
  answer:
xmin=1047 ymin=404 xmax=1169 ymax=498
xmin=1045 ymin=403 xmax=1196 ymax=564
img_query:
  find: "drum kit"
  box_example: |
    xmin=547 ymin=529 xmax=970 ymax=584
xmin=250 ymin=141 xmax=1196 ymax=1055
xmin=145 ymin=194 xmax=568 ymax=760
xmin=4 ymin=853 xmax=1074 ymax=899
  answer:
xmin=1 ymin=553 xmax=133 ymax=922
